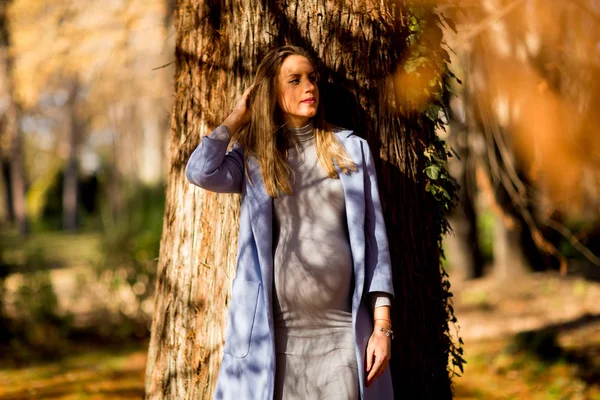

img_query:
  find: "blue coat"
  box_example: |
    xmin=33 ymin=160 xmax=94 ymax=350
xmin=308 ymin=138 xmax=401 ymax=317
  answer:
xmin=185 ymin=129 xmax=395 ymax=400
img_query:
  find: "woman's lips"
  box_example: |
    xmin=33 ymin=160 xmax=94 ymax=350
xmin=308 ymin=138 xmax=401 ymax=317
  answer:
xmin=301 ymin=98 xmax=316 ymax=104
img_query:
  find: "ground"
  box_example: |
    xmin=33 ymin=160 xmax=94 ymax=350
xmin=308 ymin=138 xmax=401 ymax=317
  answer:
xmin=1 ymin=232 xmax=599 ymax=399
xmin=451 ymin=272 xmax=600 ymax=400
xmin=0 ymin=344 xmax=146 ymax=399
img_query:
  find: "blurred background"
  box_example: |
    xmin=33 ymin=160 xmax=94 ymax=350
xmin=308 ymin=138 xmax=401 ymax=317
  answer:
xmin=0 ymin=0 xmax=598 ymax=399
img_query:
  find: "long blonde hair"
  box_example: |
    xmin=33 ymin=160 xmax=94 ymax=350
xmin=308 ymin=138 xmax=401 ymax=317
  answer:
xmin=233 ymin=46 xmax=357 ymax=198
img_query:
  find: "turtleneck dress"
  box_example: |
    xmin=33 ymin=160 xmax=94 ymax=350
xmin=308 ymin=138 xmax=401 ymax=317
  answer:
xmin=272 ymin=123 xmax=359 ymax=400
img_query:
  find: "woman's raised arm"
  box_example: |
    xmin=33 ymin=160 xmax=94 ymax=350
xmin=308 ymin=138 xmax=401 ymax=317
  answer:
xmin=184 ymin=86 xmax=254 ymax=194
xmin=185 ymin=127 xmax=245 ymax=193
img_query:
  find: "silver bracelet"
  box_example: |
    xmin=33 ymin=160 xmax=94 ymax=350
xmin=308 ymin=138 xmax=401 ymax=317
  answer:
xmin=377 ymin=327 xmax=394 ymax=339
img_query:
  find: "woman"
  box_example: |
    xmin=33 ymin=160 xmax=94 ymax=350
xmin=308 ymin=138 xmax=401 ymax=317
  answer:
xmin=185 ymin=46 xmax=395 ymax=400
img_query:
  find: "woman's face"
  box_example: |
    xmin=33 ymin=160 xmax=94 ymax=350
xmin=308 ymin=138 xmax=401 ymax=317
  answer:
xmin=277 ymin=55 xmax=319 ymax=128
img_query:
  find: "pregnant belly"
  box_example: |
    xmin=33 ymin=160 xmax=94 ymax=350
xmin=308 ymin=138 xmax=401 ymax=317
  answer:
xmin=273 ymin=233 xmax=354 ymax=316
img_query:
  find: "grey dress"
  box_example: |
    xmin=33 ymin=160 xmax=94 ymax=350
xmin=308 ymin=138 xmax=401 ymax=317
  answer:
xmin=272 ymin=123 xmax=359 ymax=400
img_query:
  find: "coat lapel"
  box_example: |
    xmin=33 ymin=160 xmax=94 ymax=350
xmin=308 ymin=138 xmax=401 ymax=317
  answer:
xmin=334 ymin=132 xmax=366 ymax=302
xmin=245 ymin=157 xmax=274 ymax=319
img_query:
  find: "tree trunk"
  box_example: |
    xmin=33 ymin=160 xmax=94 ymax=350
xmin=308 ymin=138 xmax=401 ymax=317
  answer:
xmin=62 ymin=81 xmax=81 ymax=231
xmin=146 ymin=1 xmax=456 ymax=398
xmin=493 ymin=214 xmax=529 ymax=280
xmin=446 ymin=94 xmax=484 ymax=280
xmin=137 ymin=98 xmax=165 ymax=185
xmin=7 ymin=116 xmax=26 ymax=235
xmin=0 ymin=0 xmax=27 ymax=236
xmin=0 ymin=161 xmax=8 ymax=226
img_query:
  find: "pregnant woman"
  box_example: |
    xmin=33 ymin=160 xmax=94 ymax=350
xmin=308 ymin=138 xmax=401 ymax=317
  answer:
xmin=185 ymin=45 xmax=395 ymax=400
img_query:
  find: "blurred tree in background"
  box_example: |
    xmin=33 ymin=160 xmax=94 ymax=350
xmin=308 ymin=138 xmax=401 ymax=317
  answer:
xmin=443 ymin=0 xmax=600 ymax=280
xmin=0 ymin=0 xmax=27 ymax=236
xmin=8 ymin=0 xmax=173 ymax=226
xmin=0 ymin=0 xmax=174 ymax=361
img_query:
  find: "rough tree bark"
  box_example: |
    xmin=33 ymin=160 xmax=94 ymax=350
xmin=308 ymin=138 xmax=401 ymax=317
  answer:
xmin=146 ymin=1 xmax=455 ymax=398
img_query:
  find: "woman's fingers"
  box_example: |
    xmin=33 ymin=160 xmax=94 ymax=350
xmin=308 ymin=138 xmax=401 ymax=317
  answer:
xmin=366 ymin=355 xmax=379 ymax=381
xmin=226 ymin=84 xmax=255 ymax=130
xmin=242 ymin=83 xmax=255 ymax=98
xmin=223 ymin=84 xmax=254 ymax=134
xmin=366 ymin=341 xmax=375 ymax=372
xmin=366 ymin=353 xmax=386 ymax=385
xmin=239 ymin=83 xmax=255 ymax=110
xmin=365 ymin=332 xmax=391 ymax=387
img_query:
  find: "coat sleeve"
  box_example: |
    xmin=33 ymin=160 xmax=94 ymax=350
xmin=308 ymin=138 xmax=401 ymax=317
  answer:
xmin=185 ymin=125 xmax=244 ymax=194
xmin=361 ymin=139 xmax=395 ymax=297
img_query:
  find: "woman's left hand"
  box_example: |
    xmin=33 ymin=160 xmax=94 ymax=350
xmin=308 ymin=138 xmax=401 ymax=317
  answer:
xmin=365 ymin=326 xmax=392 ymax=386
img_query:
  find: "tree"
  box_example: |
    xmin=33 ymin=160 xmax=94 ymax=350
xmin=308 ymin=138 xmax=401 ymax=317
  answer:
xmin=62 ymin=78 xmax=83 ymax=231
xmin=445 ymin=89 xmax=485 ymax=280
xmin=145 ymin=1 xmax=460 ymax=398
xmin=0 ymin=0 xmax=28 ymax=235
xmin=8 ymin=0 xmax=174 ymax=228
xmin=443 ymin=0 xmax=600 ymax=278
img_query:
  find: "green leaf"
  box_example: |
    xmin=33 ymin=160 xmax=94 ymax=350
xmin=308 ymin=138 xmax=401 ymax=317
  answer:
xmin=425 ymin=104 xmax=441 ymax=122
xmin=425 ymin=164 xmax=441 ymax=180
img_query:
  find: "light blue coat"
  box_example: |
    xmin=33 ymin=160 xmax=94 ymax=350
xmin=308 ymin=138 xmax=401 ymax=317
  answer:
xmin=185 ymin=128 xmax=395 ymax=400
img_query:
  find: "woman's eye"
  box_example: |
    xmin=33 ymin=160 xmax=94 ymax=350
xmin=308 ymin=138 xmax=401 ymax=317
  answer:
xmin=290 ymin=79 xmax=300 ymax=84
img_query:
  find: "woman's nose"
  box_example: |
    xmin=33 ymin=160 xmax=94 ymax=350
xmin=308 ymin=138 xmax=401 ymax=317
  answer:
xmin=305 ymin=80 xmax=315 ymax=92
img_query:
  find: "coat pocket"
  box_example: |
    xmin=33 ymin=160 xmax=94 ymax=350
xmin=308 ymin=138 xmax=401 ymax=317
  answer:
xmin=223 ymin=278 xmax=261 ymax=359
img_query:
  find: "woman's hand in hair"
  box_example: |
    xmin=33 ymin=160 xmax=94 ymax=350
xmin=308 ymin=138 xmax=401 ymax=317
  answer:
xmin=222 ymin=84 xmax=254 ymax=135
